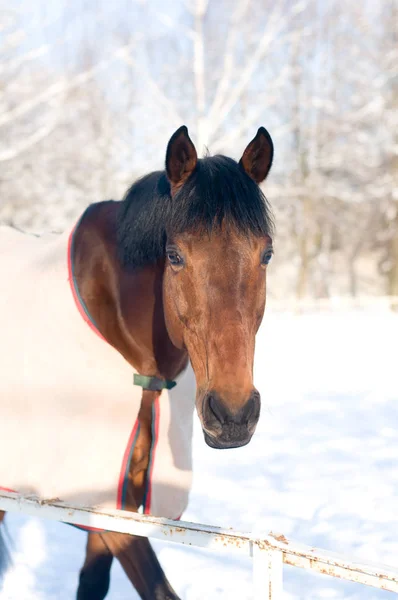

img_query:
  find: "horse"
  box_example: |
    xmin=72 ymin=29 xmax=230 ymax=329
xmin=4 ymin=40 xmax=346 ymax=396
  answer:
xmin=0 ymin=124 xmax=274 ymax=599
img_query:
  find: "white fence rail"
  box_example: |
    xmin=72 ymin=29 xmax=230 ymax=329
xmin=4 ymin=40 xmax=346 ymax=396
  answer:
xmin=1 ymin=490 xmax=397 ymax=598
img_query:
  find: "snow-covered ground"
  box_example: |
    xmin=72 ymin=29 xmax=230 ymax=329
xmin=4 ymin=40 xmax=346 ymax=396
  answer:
xmin=1 ymin=308 xmax=398 ymax=599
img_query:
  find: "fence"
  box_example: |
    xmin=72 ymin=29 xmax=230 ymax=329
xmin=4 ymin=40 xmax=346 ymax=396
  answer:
xmin=1 ymin=490 xmax=397 ymax=598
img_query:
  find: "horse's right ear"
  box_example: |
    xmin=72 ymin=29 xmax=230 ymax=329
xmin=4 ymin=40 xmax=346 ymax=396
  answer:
xmin=239 ymin=127 xmax=274 ymax=184
xmin=166 ymin=126 xmax=198 ymax=193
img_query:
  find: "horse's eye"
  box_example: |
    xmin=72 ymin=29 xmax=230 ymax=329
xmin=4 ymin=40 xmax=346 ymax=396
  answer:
xmin=167 ymin=251 xmax=183 ymax=266
xmin=261 ymin=250 xmax=273 ymax=266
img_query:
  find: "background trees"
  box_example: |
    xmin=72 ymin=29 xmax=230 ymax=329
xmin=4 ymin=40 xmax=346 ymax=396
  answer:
xmin=0 ymin=0 xmax=396 ymax=299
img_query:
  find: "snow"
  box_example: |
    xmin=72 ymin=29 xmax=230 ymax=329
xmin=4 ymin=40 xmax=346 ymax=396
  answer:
xmin=1 ymin=308 xmax=398 ymax=599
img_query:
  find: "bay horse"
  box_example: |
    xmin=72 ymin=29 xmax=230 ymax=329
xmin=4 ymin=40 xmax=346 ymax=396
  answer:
xmin=0 ymin=125 xmax=274 ymax=599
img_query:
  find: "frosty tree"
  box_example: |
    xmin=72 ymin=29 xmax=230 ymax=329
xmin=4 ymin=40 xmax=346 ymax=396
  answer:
xmin=0 ymin=0 xmax=396 ymax=299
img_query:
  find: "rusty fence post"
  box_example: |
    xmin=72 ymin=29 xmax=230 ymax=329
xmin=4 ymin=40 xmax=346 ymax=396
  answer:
xmin=252 ymin=540 xmax=283 ymax=599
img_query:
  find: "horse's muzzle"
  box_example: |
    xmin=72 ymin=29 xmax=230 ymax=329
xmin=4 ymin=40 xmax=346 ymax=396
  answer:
xmin=200 ymin=389 xmax=260 ymax=449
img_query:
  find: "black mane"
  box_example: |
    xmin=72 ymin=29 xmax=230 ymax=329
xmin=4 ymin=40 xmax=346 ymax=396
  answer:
xmin=117 ymin=155 xmax=274 ymax=268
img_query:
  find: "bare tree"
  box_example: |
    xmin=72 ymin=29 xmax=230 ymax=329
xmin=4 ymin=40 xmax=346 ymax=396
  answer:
xmin=0 ymin=0 xmax=396 ymax=300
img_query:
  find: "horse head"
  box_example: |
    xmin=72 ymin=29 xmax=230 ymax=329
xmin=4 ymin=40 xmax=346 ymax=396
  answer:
xmin=162 ymin=126 xmax=274 ymax=449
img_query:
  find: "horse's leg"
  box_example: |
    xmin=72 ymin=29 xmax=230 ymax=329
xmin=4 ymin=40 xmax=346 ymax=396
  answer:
xmin=101 ymin=390 xmax=180 ymax=599
xmin=76 ymin=532 xmax=113 ymax=600
xmin=77 ymin=390 xmax=180 ymax=599
xmin=100 ymin=530 xmax=179 ymax=600
xmin=99 ymin=391 xmax=180 ymax=598
xmin=78 ymin=522 xmax=179 ymax=600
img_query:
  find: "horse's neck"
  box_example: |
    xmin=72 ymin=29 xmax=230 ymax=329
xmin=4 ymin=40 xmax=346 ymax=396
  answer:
xmin=73 ymin=201 xmax=187 ymax=380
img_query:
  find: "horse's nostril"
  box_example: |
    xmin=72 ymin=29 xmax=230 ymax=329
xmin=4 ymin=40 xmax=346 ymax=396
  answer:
xmin=247 ymin=391 xmax=261 ymax=422
xmin=208 ymin=394 xmax=226 ymax=424
xmin=204 ymin=389 xmax=260 ymax=430
xmin=243 ymin=397 xmax=255 ymax=422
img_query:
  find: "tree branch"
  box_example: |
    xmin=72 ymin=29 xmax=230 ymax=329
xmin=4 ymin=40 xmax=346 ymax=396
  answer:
xmin=116 ymin=47 xmax=184 ymax=127
xmin=0 ymin=118 xmax=58 ymax=162
xmin=208 ymin=0 xmax=309 ymax=141
xmin=0 ymin=40 xmax=137 ymax=129
xmin=207 ymin=0 xmax=251 ymax=127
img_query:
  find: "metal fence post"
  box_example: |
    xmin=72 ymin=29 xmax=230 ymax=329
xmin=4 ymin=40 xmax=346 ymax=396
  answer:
xmin=252 ymin=541 xmax=283 ymax=600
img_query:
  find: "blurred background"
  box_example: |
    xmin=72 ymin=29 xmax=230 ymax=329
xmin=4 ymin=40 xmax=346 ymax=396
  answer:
xmin=0 ymin=0 xmax=397 ymax=300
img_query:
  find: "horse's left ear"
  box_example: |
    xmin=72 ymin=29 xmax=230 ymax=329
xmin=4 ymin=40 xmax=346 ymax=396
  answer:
xmin=239 ymin=127 xmax=274 ymax=184
xmin=166 ymin=125 xmax=198 ymax=192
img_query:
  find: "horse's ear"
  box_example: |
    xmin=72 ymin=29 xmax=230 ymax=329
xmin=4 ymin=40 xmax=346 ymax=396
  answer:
xmin=166 ymin=125 xmax=198 ymax=192
xmin=239 ymin=127 xmax=274 ymax=184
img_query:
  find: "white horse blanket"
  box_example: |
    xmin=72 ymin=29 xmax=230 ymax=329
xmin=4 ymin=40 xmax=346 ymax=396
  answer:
xmin=0 ymin=222 xmax=195 ymax=522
